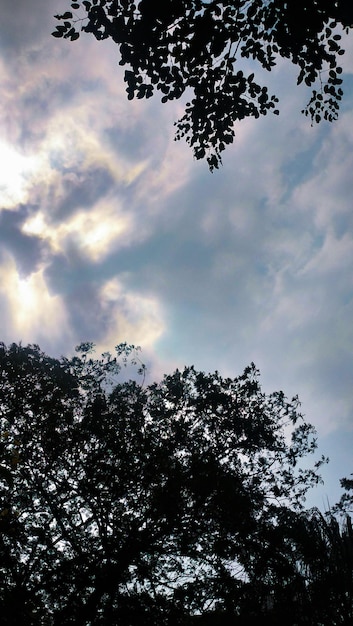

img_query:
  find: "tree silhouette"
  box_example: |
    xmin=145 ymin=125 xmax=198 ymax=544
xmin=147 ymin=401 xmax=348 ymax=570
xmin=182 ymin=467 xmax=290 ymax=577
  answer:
xmin=335 ymin=473 xmax=353 ymax=515
xmin=238 ymin=507 xmax=353 ymax=625
xmin=0 ymin=341 xmax=327 ymax=624
xmin=53 ymin=0 xmax=353 ymax=170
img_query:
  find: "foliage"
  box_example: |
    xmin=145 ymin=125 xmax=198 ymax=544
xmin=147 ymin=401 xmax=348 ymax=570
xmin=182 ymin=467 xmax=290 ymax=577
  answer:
xmin=0 ymin=341 xmax=329 ymax=623
xmin=334 ymin=473 xmax=353 ymax=514
xmin=53 ymin=0 xmax=353 ymax=170
xmin=240 ymin=507 xmax=353 ymax=625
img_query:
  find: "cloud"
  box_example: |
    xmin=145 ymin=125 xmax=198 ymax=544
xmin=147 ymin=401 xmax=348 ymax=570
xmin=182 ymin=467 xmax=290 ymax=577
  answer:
xmin=0 ymin=252 xmax=71 ymax=349
xmin=0 ymin=141 xmax=44 ymax=209
xmin=42 ymin=261 xmax=166 ymax=353
xmin=0 ymin=0 xmax=55 ymax=53
xmin=22 ymin=198 xmax=133 ymax=263
xmin=97 ymin=278 xmax=165 ymax=350
xmin=290 ymin=110 xmax=353 ymax=233
xmin=0 ymin=207 xmax=46 ymax=276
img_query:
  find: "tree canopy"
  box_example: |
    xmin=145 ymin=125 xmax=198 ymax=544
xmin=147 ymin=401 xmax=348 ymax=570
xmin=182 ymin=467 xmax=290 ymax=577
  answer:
xmin=53 ymin=0 xmax=353 ymax=170
xmin=2 ymin=341 xmax=344 ymax=624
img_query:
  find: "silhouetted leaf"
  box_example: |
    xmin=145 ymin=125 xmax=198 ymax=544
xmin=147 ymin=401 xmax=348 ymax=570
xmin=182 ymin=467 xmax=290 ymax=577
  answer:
xmin=54 ymin=0 xmax=351 ymax=169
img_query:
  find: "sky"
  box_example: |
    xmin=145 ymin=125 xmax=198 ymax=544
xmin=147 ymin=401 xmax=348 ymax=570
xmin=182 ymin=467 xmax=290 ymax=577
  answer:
xmin=1 ymin=0 xmax=353 ymax=510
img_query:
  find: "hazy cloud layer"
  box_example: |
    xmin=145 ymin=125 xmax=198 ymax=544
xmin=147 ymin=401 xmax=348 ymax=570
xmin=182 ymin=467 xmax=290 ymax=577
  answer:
xmin=1 ymin=0 xmax=353 ymax=506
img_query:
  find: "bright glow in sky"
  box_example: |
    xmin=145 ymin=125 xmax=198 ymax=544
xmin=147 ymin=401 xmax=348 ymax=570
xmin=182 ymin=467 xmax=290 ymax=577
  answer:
xmin=0 ymin=255 xmax=70 ymax=342
xmin=0 ymin=141 xmax=41 ymax=208
xmin=0 ymin=0 xmax=353 ymax=510
xmin=23 ymin=204 xmax=133 ymax=262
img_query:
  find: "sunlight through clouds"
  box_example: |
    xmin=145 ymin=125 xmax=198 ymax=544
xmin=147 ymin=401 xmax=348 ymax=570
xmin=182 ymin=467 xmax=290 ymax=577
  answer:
xmin=0 ymin=141 xmax=42 ymax=209
xmin=97 ymin=278 xmax=166 ymax=351
xmin=22 ymin=202 xmax=133 ymax=262
xmin=0 ymin=254 xmax=70 ymax=342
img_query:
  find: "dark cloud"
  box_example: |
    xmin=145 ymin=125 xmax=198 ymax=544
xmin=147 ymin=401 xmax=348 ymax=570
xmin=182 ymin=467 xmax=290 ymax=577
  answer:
xmin=50 ymin=167 xmax=116 ymax=223
xmin=0 ymin=206 xmax=46 ymax=276
xmin=0 ymin=0 xmax=54 ymax=53
xmin=63 ymin=280 xmax=108 ymax=340
xmin=42 ymin=256 xmax=105 ymax=342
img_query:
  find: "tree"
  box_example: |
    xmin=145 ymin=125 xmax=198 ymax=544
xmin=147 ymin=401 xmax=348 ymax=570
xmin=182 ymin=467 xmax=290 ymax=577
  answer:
xmin=239 ymin=507 xmax=353 ymax=625
xmin=0 ymin=341 xmax=326 ymax=624
xmin=53 ymin=0 xmax=353 ymax=170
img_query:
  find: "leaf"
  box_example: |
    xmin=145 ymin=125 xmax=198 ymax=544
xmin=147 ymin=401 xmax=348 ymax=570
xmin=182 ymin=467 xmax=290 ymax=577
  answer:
xmin=54 ymin=12 xmax=73 ymax=20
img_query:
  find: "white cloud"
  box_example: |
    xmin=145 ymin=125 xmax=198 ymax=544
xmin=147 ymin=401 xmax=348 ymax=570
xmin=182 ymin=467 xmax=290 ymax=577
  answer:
xmin=22 ymin=200 xmax=133 ymax=263
xmin=96 ymin=277 xmax=166 ymax=352
xmin=0 ymin=141 xmax=43 ymax=209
